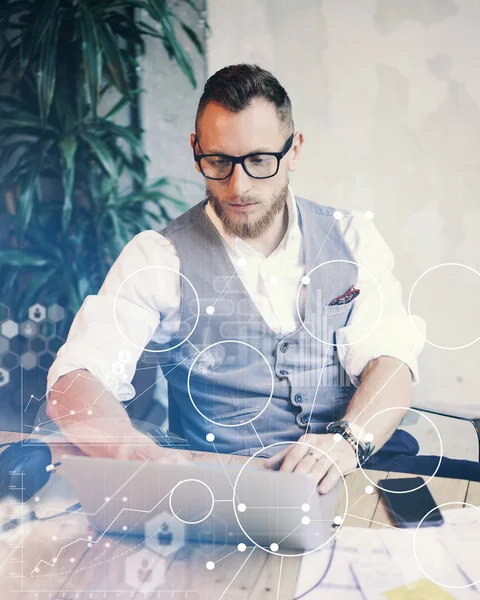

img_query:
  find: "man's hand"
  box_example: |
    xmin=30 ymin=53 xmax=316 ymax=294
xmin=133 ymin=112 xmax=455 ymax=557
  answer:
xmin=112 ymin=432 xmax=194 ymax=464
xmin=263 ymin=434 xmax=357 ymax=494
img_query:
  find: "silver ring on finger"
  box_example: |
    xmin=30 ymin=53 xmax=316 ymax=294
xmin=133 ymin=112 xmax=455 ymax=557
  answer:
xmin=307 ymin=451 xmax=319 ymax=462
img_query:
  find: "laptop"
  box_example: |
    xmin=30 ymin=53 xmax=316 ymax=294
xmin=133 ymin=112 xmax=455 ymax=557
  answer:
xmin=61 ymin=455 xmax=342 ymax=553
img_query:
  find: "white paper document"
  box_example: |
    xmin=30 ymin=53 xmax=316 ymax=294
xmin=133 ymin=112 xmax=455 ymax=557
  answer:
xmin=295 ymin=507 xmax=480 ymax=599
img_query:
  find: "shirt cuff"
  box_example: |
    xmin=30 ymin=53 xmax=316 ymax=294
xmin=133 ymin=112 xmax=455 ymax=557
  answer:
xmin=47 ymin=355 xmax=136 ymax=402
xmin=336 ymin=315 xmax=426 ymax=387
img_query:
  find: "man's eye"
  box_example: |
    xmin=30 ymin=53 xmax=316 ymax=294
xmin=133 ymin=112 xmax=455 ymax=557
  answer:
xmin=249 ymin=157 xmax=266 ymax=164
xmin=212 ymin=158 xmax=230 ymax=166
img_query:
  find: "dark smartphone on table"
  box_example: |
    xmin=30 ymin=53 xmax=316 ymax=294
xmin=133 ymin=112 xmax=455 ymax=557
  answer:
xmin=377 ymin=476 xmax=444 ymax=528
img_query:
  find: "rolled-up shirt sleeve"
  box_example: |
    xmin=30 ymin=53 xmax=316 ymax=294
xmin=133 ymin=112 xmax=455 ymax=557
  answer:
xmin=336 ymin=212 xmax=426 ymax=387
xmin=46 ymin=231 xmax=181 ymax=401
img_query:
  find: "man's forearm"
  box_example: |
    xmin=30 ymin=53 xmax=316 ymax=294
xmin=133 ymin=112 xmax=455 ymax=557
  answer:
xmin=343 ymin=356 xmax=413 ymax=453
xmin=46 ymin=368 xmax=147 ymax=459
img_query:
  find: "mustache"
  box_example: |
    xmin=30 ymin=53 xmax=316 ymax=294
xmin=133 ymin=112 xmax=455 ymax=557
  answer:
xmin=224 ymin=197 xmax=260 ymax=205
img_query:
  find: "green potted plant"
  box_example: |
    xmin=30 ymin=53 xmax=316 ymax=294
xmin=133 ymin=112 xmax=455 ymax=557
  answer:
xmin=0 ymin=0 xmax=206 ymax=416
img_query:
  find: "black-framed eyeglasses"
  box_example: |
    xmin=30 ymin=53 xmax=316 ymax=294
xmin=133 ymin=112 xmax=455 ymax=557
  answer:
xmin=193 ymin=132 xmax=295 ymax=180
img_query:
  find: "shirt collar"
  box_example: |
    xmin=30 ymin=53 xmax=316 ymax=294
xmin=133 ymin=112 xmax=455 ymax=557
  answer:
xmin=204 ymin=185 xmax=301 ymax=259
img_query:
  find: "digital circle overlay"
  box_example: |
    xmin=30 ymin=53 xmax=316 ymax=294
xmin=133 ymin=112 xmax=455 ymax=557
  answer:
xmin=356 ymin=407 xmax=443 ymax=493
xmin=113 ymin=265 xmax=200 ymax=353
xmin=232 ymin=441 xmax=348 ymax=557
xmin=169 ymin=479 xmax=215 ymax=525
xmin=408 ymin=262 xmax=480 ymax=350
xmin=296 ymin=259 xmax=383 ymax=347
xmin=413 ymin=502 xmax=480 ymax=589
xmin=187 ymin=340 xmax=274 ymax=428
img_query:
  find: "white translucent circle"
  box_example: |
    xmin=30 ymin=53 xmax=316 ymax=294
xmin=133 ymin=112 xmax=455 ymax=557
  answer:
xmin=365 ymin=485 xmax=374 ymax=495
xmin=238 ymin=257 xmax=247 ymax=267
xmin=70 ymin=410 xmax=75 ymax=415
xmin=206 ymin=561 xmax=215 ymax=570
xmin=302 ymin=516 xmax=310 ymax=525
xmin=233 ymin=441 xmax=348 ymax=557
xmin=69 ymin=557 xmax=75 ymax=563
xmin=187 ymin=340 xmax=274 ymax=428
xmin=122 ymin=496 xmax=128 ymax=502
xmin=333 ymin=210 xmax=343 ymax=220
xmin=169 ymin=479 xmax=215 ymax=524
xmin=34 ymin=497 xmax=40 ymax=502
xmin=333 ymin=433 xmax=342 ymax=443
xmin=408 ymin=263 xmax=480 ymax=350
xmin=122 ymin=525 xmax=128 ymax=531
xmin=51 ymin=400 xmax=57 ymax=405
xmin=357 ymin=407 xmax=443 ymax=492
xmin=51 ymin=535 xmax=57 ymax=541
xmin=105 ymin=542 xmax=110 ymax=548
xmin=34 ymin=426 xmax=39 ymax=431
xmin=206 ymin=305 xmax=215 ymax=315
xmin=238 ymin=543 xmax=247 ymax=552
xmin=365 ymin=210 xmax=374 ymax=220
xmin=333 ymin=516 xmax=343 ymax=525
xmin=414 ymin=502 xmax=480 ymax=589
xmin=87 ymin=535 xmax=92 ymax=541
xmin=269 ymin=275 xmax=279 ymax=285
xmin=365 ymin=433 xmax=374 ymax=442
xmin=113 ymin=266 xmax=200 ymax=353
xmin=301 ymin=276 xmax=310 ymax=285
xmin=87 ymin=543 xmax=92 ymax=548
xmin=206 ymin=433 xmax=215 ymax=442
xmin=34 ymin=568 xmax=40 ymax=573
xmin=105 ymin=497 xmax=110 ymax=503
xmin=87 ymin=410 xmax=93 ymax=416
xmin=296 ymin=259 xmax=383 ymax=348
xmin=237 ymin=503 xmax=246 ymax=513
xmin=270 ymin=543 xmax=279 ymax=552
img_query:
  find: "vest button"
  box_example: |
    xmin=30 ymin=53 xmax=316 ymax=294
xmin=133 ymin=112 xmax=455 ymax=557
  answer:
xmin=280 ymin=342 xmax=289 ymax=353
xmin=294 ymin=393 xmax=304 ymax=404
xmin=279 ymin=369 xmax=289 ymax=376
xmin=301 ymin=414 xmax=309 ymax=424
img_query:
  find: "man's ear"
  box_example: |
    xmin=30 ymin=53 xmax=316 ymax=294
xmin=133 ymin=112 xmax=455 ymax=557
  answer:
xmin=190 ymin=133 xmax=200 ymax=173
xmin=288 ymin=131 xmax=304 ymax=173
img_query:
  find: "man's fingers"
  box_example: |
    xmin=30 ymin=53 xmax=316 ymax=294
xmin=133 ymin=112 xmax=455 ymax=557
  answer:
xmin=317 ymin=465 xmax=342 ymax=495
xmin=264 ymin=446 xmax=290 ymax=469
xmin=279 ymin=444 xmax=309 ymax=472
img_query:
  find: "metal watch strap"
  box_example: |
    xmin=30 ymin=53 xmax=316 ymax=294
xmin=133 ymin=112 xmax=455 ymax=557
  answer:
xmin=326 ymin=420 xmax=374 ymax=465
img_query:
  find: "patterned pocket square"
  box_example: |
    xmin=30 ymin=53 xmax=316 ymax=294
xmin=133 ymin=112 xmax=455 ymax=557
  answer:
xmin=328 ymin=285 xmax=360 ymax=306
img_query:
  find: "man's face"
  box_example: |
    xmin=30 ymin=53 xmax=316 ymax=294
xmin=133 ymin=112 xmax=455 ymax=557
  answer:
xmin=191 ymin=98 xmax=302 ymax=239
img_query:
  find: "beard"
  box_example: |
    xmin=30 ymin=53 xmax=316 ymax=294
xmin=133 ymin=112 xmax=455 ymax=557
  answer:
xmin=206 ymin=181 xmax=289 ymax=239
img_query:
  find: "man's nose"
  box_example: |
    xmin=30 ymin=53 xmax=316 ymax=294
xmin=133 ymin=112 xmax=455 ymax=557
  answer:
xmin=227 ymin=162 xmax=252 ymax=196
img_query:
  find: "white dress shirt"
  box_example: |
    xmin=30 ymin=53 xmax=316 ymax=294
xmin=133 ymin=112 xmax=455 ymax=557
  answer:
xmin=47 ymin=187 xmax=426 ymax=401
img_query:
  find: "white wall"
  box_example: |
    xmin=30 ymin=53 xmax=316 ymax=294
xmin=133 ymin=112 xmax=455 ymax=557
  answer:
xmin=207 ymin=0 xmax=480 ymax=418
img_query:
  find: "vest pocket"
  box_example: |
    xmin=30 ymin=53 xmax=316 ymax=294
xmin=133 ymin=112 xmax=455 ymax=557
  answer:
xmin=215 ymin=406 xmax=263 ymax=425
xmin=322 ymin=301 xmax=355 ymax=335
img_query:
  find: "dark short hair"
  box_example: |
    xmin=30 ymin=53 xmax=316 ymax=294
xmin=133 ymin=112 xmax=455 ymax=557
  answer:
xmin=195 ymin=64 xmax=294 ymax=136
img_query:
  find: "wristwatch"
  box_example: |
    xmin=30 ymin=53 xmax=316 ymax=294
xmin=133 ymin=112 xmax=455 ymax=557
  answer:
xmin=326 ymin=420 xmax=375 ymax=465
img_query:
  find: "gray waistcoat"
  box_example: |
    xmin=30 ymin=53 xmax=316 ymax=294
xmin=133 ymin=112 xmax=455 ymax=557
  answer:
xmin=156 ymin=196 xmax=358 ymax=456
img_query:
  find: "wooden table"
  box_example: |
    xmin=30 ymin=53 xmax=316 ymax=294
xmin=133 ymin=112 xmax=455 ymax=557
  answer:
xmin=0 ymin=430 xmax=478 ymax=600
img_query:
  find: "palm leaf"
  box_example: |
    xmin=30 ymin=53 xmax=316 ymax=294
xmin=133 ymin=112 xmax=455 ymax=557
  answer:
xmin=16 ymin=138 xmax=56 ymax=244
xmin=59 ymin=135 xmax=78 ymax=231
xmin=145 ymin=0 xmax=196 ymax=87
xmin=179 ymin=22 xmax=204 ymax=56
xmin=78 ymin=1 xmax=102 ymax=118
xmin=96 ymin=19 xmax=130 ymax=98
xmin=18 ymin=0 xmax=60 ymax=80
xmin=81 ymin=131 xmax=119 ymax=180
xmin=0 ymin=249 xmax=51 ymax=268
xmin=37 ymin=15 xmax=60 ymax=121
